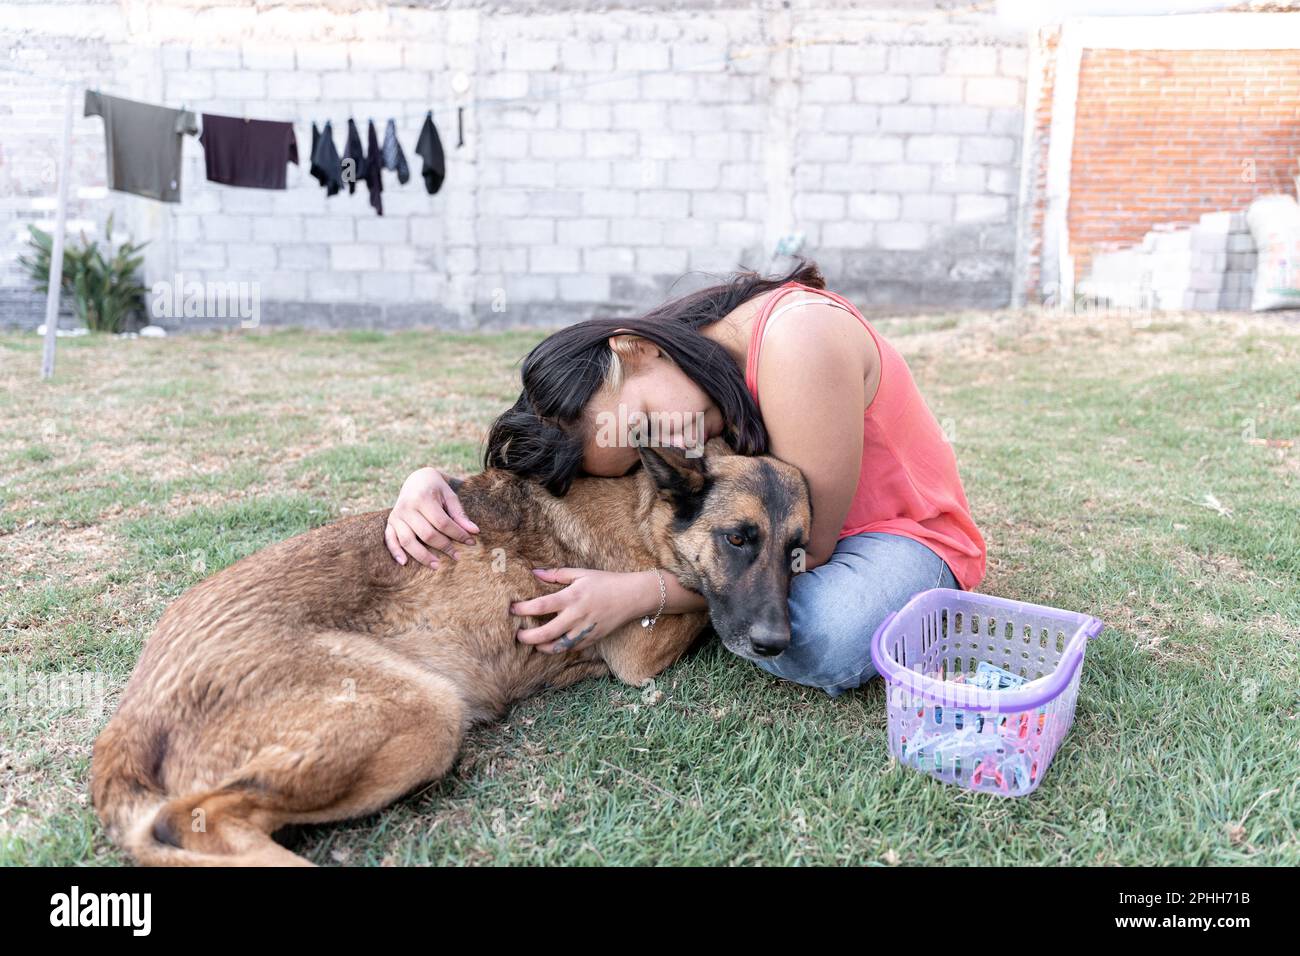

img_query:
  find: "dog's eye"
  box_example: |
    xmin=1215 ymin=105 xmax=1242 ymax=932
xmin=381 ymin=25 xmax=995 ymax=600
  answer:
xmin=726 ymin=532 xmax=745 ymax=548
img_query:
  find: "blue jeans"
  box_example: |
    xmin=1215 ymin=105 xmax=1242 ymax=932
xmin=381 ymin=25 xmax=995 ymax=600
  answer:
xmin=750 ymin=532 xmax=959 ymax=697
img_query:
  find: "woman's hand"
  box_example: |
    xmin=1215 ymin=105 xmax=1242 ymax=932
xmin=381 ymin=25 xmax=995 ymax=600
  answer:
xmin=512 ymin=568 xmax=659 ymax=654
xmin=384 ymin=467 xmax=480 ymax=568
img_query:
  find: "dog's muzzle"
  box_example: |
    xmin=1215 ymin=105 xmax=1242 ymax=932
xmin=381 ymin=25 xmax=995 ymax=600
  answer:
xmin=746 ymin=625 xmax=790 ymax=657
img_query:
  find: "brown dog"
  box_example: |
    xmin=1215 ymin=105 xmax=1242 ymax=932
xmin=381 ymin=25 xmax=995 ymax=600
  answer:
xmin=91 ymin=441 xmax=812 ymax=865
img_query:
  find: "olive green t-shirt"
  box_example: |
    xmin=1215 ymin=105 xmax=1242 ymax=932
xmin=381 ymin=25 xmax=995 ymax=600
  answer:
xmin=84 ymin=91 xmax=198 ymax=203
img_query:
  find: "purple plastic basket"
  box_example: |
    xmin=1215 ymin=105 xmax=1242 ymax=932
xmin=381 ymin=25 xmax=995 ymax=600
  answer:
xmin=870 ymin=588 xmax=1104 ymax=797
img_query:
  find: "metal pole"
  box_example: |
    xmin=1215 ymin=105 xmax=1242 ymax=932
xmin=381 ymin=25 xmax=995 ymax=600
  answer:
xmin=41 ymin=83 xmax=75 ymax=380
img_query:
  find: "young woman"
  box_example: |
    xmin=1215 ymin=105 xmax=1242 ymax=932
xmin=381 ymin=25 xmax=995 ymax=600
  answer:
xmin=385 ymin=261 xmax=985 ymax=697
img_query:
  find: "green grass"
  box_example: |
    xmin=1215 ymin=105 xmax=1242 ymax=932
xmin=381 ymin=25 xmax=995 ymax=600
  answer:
xmin=1 ymin=312 xmax=1297 ymax=866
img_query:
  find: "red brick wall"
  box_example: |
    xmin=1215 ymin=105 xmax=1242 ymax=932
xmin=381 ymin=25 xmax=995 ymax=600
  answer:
xmin=1068 ymin=48 xmax=1300 ymax=275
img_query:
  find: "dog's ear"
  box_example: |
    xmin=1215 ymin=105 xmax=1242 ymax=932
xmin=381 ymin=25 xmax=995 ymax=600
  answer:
xmin=638 ymin=443 xmax=708 ymax=505
xmin=703 ymin=435 xmax=736 ymax=457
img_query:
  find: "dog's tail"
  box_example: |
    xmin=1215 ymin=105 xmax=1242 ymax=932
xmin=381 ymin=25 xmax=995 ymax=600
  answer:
xmin=92 ymin=720 xmax=311 ymax=867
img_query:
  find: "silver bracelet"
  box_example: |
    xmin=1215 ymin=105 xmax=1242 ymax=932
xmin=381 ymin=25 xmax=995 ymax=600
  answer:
xmin=640 ymin=568 xmax=667 ymax=634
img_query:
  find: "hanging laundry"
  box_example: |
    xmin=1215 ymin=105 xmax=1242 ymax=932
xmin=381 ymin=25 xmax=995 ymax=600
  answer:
xmin=309 ymin=122 xmax=324 ymax=188
xmin=381 ymin=119 xmax=410 ymax=185
xmin=415 ymin=110 xmax=446 ymax=195
xmin=341 ymin=119 xmax=367 ymax=195
xmin=199 ymin=113 xmax=298 ymax=190
xmin=310 ymin=120 xmax=343 ymax=196
xmin=84 ymin=90 xmax=198 ymax=203
xmin=364 ymin=120 xmax=384 ymax=216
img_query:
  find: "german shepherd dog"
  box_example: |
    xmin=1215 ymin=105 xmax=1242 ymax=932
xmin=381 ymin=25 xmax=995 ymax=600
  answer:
xmin=91 ymin=441 xmax=812 ymax=866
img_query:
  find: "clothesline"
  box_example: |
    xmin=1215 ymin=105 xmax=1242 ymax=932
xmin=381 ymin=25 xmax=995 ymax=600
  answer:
xmin=24 ymin=79 xmax=669 ymax=129
xmin=80 ymin=89 xmax=447 ymax=217
xmin=305 ymin=110 xmax=462 ymax=138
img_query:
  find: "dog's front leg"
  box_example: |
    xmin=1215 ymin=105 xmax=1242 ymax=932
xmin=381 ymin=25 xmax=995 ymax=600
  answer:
xmin=598 ymin=612 xmax=709 ymax=687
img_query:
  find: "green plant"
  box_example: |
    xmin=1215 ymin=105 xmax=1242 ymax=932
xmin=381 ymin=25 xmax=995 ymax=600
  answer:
xmin=18 ymin=214 xmax=148 ymax=333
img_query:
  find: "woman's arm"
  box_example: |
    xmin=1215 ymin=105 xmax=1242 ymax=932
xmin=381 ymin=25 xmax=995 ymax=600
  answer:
xmin=752 ymin=303 xmax=875 ymax=568
xmin=385 ymin=466 xmax=480 ymax=567
xmin=660 ymin=570 xmax=709 ymax=613
xmin=513 ymin=566 xmax=706 ymax=654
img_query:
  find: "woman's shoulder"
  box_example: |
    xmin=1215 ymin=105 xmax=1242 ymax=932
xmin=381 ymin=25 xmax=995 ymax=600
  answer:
xmin=760 ymin=293 xmax=875 ymax=361
xmin=755 ymin=290 xmax=882 ymax=410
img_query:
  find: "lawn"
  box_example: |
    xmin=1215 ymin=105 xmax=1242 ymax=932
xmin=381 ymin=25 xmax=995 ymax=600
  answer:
xmin=1 ymin=308 xmax=1297 ymax=866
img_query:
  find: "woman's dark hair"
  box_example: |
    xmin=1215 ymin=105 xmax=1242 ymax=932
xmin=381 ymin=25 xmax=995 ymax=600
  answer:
xmin=485 ymin=259 xmax=825 ymax=495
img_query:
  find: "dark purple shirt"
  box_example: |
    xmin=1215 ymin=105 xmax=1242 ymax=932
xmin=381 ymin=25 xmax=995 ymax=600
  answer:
xmin=199 ymin=114 xmax=299 ymax=190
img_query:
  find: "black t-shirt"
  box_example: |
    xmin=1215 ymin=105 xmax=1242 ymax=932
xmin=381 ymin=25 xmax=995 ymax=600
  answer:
xmin=199 ymin=114 xmax=299 ymax=190
xmin=415 ymin=111 xmax=446 ymax=195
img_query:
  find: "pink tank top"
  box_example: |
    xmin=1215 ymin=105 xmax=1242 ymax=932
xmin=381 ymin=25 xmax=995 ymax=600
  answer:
xmin=743 ymin=281 xmax=987 ymax=591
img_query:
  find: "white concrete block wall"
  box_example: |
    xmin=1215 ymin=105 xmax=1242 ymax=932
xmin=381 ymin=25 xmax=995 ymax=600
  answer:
xmin=1080 ymin=212 xmax=1257 ymax=312
xmin=793 ymin=18 xmax=1027 ymax=308
xmin=0 ymin=0 xmax=1028 ymax=330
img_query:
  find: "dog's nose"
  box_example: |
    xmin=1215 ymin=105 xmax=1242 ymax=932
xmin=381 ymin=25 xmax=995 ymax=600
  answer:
xmin=748 ymin=628 xmax=789 ymax=657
